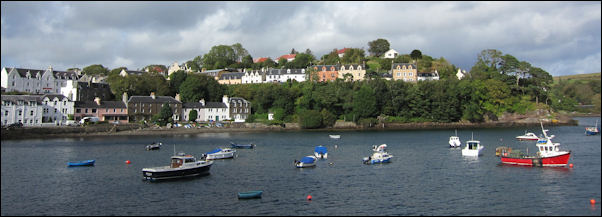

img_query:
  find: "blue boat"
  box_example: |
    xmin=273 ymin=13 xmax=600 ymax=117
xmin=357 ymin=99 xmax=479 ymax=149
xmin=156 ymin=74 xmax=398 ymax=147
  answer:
xmin=314 ymin=145 xmax=328 ymax=159
xmin=294 ymin=156 xmax=317 ymax=168
xmin=237 ymin=190 xmax=263 ymax=199
xmin=68 ymin=160 xmax=95 ymax=167
xmin=230 ymin=142 xmax=255 ymax=149
xmin=585 ymin=120 xmax=599 ymax=136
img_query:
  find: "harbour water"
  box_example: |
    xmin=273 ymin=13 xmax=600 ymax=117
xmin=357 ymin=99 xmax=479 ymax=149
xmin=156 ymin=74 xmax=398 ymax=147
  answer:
xmin=2 ymin=117 xmax=600 ymax=215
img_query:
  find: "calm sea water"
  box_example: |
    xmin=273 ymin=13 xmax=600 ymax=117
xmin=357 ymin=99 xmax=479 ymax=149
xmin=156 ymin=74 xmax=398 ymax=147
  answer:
xmin=2 ymin=117 xmax=600 ymax=216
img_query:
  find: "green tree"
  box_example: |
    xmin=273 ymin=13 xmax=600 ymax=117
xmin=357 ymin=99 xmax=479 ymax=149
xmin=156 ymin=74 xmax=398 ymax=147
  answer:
xmin=188 ymin=110 xmax=198 ymax=122
xmin=340 ymin=48 xmax=365 ymax=64
xmin=179 ymin=74 xmax=225 ymax=103
xmin=368 ymin=38 xmax=390 ymax=57
xmin=202 ymin=45 xmax=237 ymax=70
xmin=352 ymin=84 xmax=377 ymax=121
xmin=231 ymin=43 xmax=249 ymax=63
xmin=321 ymin=108 xmax=336 ymax=127
xmin=410 ymin=49 xmax=422 ymax=62
xmin=241 ymin=54 xmax=254 ymax=69
xmin=298 ymin=109 xmax=323 ymax=129
xmin=82 ymin=64 xmax=109 ymax=76
xmin=154 ymin=102 xmax=174 ymax=126
xmin=168 ymin=70 xmax=188 ymax=96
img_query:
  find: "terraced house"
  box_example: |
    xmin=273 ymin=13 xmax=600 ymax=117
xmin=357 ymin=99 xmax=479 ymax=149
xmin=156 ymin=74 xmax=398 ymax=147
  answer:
xmin=391 ymin=63 xmax=418 ymax=82
xmin=1 ymin=66 xmax=79 ymax=95
xmin=126 ymin=92 xmax=182 ymax=122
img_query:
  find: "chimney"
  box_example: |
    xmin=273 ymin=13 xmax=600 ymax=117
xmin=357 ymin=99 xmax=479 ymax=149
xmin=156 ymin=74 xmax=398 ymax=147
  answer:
xmin=175 ymin=93 xmax=181 ymax=102
xmin=122 ymin=92 xmax=128 ymax=106
xmin=199 ymin=99 xmax=205 ymax=106
xmin=48 ymin=65 xmax=53 ymax=72
xmin=150 ymin=92 xmax=156 ymax=100
xmin=222 ymin=95 xmax=229 ymax=104
xmin=94 ymin=97 xmax=101 ymax=106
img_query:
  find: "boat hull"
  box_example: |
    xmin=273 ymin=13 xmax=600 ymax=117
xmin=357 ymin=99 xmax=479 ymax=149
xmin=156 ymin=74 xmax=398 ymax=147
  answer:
xmin=501 ymin=152 xmax=571 ymax=167
xmin=68 ymin=160 xmax=95 ymax=167
xmin=231 ymin=144 xmax=254 ymax=149
xmin=585 ymin=130 xmax=599 ymax=136
xmin=314 ymin=152 xmax=328 ymax=159
xmin=238 ymin=191 xmax=263 ymax=199
xmin=142 ymin=163 xmax=212 ymax=181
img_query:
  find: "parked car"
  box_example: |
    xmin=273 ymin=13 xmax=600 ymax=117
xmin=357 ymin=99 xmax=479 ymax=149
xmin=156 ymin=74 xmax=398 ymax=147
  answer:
xmin=80 ymin=117 xmax=100 ymax=124
xmin=65 ymin=120 xmax=79 ymax=126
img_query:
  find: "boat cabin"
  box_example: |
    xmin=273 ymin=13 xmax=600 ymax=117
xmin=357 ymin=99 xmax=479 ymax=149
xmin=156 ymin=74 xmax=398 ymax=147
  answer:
xmin=170 ymin=155 xmax=196 ymax=168
xmin=536 ymin=140 xmax=561 ymax=157
xmin=466 ymin=141 xmax=481 ymax=150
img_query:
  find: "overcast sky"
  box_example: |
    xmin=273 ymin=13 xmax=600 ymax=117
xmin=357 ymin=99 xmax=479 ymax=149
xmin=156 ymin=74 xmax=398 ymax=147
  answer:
xmin=1 ymin=1 xmax=600 ymax=76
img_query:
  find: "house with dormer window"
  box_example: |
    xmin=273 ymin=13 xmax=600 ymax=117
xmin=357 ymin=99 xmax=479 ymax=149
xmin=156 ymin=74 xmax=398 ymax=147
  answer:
xmin=391 ymin=63 xmax=418 ymax=82
xmin=338 ymin=64 xmax=366 ymax=81
xmin=312 ymin=65 xmax=339 ymax=82
xmin=1 ymin=66 xmax=80 ymax=95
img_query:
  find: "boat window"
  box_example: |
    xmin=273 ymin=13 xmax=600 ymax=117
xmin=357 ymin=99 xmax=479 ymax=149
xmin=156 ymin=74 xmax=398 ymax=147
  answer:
xmin=185 ymin=158 xmax=195 ymax=163
xmin=555 ymin=147 xmax=559 ymax=152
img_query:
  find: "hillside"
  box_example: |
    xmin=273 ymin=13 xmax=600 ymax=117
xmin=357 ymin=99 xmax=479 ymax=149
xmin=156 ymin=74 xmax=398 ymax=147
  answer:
xmin=553 ymin=72 xmax=601 ymax=83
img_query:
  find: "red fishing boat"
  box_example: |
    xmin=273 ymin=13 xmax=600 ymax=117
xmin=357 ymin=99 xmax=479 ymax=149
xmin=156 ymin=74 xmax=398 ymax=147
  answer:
xmin=500 ymin=122 xmax=571 ymax=167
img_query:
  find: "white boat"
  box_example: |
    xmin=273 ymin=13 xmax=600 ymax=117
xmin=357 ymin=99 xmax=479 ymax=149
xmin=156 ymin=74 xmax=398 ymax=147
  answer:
xmin=461 ymin=133 xmax=484 ymax=157
xmin=449 ymin=130 xmax=461 ymax=148
xmin=329 ymin=134 xmax=341 ymax=139
xmin=515 ymin=131 xmax=539 ymax=141
xmin=205 ymin=148 xmax=236 ymax=160
xmin=314 ymin=145 xmax=328 ymax=159
xmin=294 ymin=156 xmax=317 ymax=168
xmin=363 ymin=144 xmax=393 ymax=164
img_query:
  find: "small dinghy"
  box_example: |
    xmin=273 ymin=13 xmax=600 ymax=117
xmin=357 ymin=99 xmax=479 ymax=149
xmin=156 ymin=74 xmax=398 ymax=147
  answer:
xmin=230 ymin=142 xmax=255 ymax=149
xmin=294 ymin=156 xmax=317 ymax=168
xmin=68 ymin=160 xmax=95 ymax=167
xmin=146 ymin=142 xmax=162 ymax=150
xmin=314 ymin=145 xmax=328 ymax=159
xmin=237 ymin=190 xmax=263 ymax=199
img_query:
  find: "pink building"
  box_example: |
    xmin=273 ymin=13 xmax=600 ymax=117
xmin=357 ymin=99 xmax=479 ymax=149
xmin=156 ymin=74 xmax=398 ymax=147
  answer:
xmin=74 ymin=97 xmax=128 ymax=124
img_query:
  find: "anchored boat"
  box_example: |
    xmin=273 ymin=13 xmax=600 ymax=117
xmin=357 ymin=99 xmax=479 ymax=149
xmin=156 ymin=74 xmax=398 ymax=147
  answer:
xmin=500 ymin=122 xmax=571 ymax=167
xmin=205 ymin=148 xmax=236 ymax=160
xmin=67 ymin=160 xmax=95 ymax=167
xmin=142 ymin=153 xmax=213 ymax=181
xmin=449 ymin=129 xmax=461 ymax=148
xmin=294 ymin=156 xmax=317 ymax=168
xmin=314 ymin=145 xmax=328 ymax=159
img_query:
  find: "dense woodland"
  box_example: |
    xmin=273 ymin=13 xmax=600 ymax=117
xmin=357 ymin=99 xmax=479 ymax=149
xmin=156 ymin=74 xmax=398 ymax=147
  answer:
xmin=68 ymin=39 xmax=600 ymax=128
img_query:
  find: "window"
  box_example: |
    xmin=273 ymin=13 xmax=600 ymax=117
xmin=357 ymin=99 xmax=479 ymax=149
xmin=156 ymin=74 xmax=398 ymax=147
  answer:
xmin=92 ymin=109 xmax=96 ymax=113
xmin=76 ymin=108 xmax=81 ymax=113
xmin=85 ymin=109 xmax=88 ymax=113
xmin=30 ymin=110 xmax=34 ymax=116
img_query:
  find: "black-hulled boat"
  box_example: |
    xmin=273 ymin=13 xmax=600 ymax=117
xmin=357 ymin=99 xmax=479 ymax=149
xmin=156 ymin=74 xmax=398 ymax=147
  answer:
xmin=142 ymin=153 xmax=213 ymax=181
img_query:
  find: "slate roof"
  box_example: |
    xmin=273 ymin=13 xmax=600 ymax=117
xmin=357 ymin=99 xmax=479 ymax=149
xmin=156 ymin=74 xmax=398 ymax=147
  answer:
xmin=75 ymin=101 xmax=127 ymax=108
xmin=182 ymin=101 xmax=227 ymax=109
xmin=127 ymin=96 xmax=181 ymax=104
xmin=391 ymin=63 xmax=417 ymax=70
xmin=7 ymin=67 xmax=79 ymax=80
xmin=1 ymin=94 xmax=43 ymax=104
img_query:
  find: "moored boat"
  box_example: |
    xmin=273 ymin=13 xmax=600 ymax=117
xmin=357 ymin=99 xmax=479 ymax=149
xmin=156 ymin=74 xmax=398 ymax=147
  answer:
xmin=329 ymin=134 xmax=340 ymax=139
xmin=515 ymin=131 xmax=539 ymax=141
xmin=238 ymin=190 xmax=263 ymax=199
xmin=68 ymin=160 xmax=95 ymax=167
xmin=461 ymin=133 xmax=484 ymax=157
xmin=230 ymin=142 xmax=255 ymax=149
xmin=449 ymin=129 xmax=461 ymax=148
xmin=585 ymin=120 xmax=599 ymax=136
xmin=363 ymin=144 xmax=393 ymax=164
xmin=146 ymin=142 xmax=162 ymax=150
xmin=314 ymin=145 xmax=328 ymax=159
xmin=294 ymin=156 xmax=317 ymax=168
xmin=142 ymin=153 xmax=213 ymax=181
xmin=205 ymin=148 xmax=236 ymax=160
xmin=500 ymin=122 xmax=571 ymax=167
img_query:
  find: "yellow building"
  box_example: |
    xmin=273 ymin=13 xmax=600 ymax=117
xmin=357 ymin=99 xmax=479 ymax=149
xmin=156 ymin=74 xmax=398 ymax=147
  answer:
xmin=338 ymin=64 xmax=366 ymax=81
xmin=391 ymin=63 xmax=417 ymax=82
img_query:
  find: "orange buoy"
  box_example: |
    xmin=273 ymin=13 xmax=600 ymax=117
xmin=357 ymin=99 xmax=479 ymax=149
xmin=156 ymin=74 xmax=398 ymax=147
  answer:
xmin=569 ymin=164 xmax=573 ymax=168
xmin=591 ymin=199 xmax=596 ymax=204
xmin=306 ymin=195 xmax=312 ymax=200
xmin=125 ymin=160 xmax=131 ymax=164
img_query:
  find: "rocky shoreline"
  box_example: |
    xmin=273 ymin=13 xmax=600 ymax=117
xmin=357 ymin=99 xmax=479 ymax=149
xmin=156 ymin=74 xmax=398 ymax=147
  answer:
xmin=1 ymin=115 xmax=580 ymax=140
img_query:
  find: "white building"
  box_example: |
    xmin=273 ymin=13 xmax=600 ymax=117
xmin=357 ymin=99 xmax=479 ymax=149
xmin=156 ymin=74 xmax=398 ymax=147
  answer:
xmin=242 ymin=68 xmax=266 ymax=84
xmin=417 ymin=70 xmax=440 ymax=81
xmin=383 ymin=49 xmax=399 ymax=59
xmin=1 ymin=95 xmax=44 ymax=127
xmin=456 ymin=68 xmax=468 ymax=80
xmin=181 ymin=95 xmax=250 ymax=123
xmin=279 ymin=68 xmax=306 ymax=83
xmin=1 ymin=66 xmax=79 ymax=95
xmin=41 ymin=94 xmax=75 ymax=126
xmin=1 ymin=94 xmax=74 ymax=127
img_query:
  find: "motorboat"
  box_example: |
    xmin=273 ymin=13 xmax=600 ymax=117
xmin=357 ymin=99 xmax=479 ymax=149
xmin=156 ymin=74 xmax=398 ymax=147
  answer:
xmin=238 ymin=190 xmax=263 ymax=199
xmin=146 ymin=142 xmax=162 ymax=150
xmin=363 ymin=151 xmax=393 ymax=164
xmin=500 ymin=122 xmax=571 ymax=167
xmin=449 ymin=129 xmax=461 ymax=148
xmin=142 ymin=153 xmax=213 ymax=181
xmin=329 ymin=134 xmax=341 ymax=139
xmin=585 ymin=120 xmax=599 ymax=136
xmin=68 ymin=160 xmax=95 ymax=167
xmin=205 ymin=148 xmax=236 ymax=160
xmin=314 ymin=145 xmax=328 ymax=159
xmin=230 ymin=142 xmax=255 ymax=149
xmin=363 ymin=144 xmax=393 ymax=164
xmin=461 ymin=133 xmax=484 ymax=157
xmin=515 ymin=131 xmax=539 ymax=141
xmin=294 ymin=156 xmax=317 ymax=168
